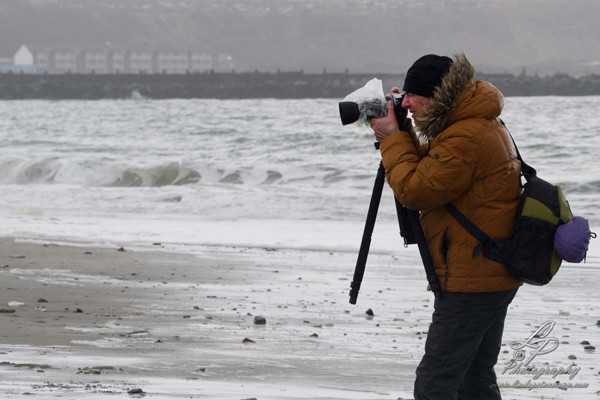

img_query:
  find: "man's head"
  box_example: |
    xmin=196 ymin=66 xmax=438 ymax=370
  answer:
xmin=401 ymin=54 xmax=453 ymax=118
xmin=402 ymin=54 xmax=453 ymax=98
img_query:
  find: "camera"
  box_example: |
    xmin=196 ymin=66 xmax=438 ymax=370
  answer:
xmin=339 ymin=94 xmax=404 ymax=126
xmin=338 ymin=78 xmax=404 ymax=126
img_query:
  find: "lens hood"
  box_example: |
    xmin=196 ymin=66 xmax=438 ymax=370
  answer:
xmin=339 ymin=101 xmax=361 ymax=125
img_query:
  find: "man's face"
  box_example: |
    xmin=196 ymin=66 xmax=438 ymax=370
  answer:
xmin=401 ymin=93 xmax=431 ymax=119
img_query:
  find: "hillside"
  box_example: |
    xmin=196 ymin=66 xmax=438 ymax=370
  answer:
xmin=1 ymin=0 xmax=600 ymax=76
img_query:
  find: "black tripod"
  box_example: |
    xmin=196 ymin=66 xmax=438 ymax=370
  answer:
xmin=349 ymin=158 xmax=442 ymax=305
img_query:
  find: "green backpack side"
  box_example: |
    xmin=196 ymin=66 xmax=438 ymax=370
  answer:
xmin=503 ymin=173 xmax=573 ymax=284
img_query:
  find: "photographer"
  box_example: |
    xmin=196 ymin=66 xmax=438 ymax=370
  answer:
xmin=369 ymin=53 xmax=522 ymax=399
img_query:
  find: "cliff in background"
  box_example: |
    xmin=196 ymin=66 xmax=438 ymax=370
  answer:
xmin=1 ymin=71 xmax=600 ymax=100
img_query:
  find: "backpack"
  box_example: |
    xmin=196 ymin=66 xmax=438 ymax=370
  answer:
xmin=445 ymin=129 xmax=594 ymax=285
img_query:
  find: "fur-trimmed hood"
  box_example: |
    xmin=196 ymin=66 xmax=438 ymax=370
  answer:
xmin=414 ymin=53 xmax=476 ymax=141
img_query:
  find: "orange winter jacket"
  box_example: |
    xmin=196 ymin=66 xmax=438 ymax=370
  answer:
xmin=380 ymin=54 xmax=523 ymax=292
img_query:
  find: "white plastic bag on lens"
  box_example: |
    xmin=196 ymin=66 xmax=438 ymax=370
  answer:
xmin=343 ymin=78 xmax=388 ymax=125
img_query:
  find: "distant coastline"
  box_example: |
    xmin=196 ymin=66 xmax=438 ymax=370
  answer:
xmin=1 ymin=71 xmax=600 ymax=100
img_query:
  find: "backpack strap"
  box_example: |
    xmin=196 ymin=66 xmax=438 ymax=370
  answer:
xmin=443 ymin=120 xmax=523 ymax=265
xmin=500 ymin=119 xmax=536 ymax=180
xmin=444 ymin=204 xmax=509 ymax=264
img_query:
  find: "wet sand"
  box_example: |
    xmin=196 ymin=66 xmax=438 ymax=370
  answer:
xmin=0 ymin=237 xmax=598 ymax=399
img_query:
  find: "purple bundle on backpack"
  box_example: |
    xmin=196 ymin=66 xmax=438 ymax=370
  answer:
xmin=554 ymin=217 xmax=595 ymax=263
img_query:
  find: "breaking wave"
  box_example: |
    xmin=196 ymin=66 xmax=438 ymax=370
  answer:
xmin=111 ymin=163 xmax=201 ymax=187
xmin=0 ymin=157 xmax=367 ymax=189
xmin=0 ymin=158 xmax=202 ymax=187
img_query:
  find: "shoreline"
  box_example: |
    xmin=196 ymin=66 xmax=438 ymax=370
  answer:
xmin=0 ymin=236 xmax=598 ymax=399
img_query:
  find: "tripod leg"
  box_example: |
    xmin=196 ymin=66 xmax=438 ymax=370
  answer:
xmin=349 ymin=161 xmax=385 ymax=304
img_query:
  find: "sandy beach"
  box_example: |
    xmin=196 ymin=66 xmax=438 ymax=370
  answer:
xmin=1 ymin=236 xmax=598 ymax=399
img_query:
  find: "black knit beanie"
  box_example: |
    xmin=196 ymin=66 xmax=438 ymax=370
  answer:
xmin=402 ymin=54 xmax=453 ymax=98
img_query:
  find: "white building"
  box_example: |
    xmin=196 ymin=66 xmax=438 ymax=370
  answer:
xmin=34 ymin=50 xmax=50 ymax=72
xmin=14 ymin=45 xmax=34 ymax=66
xmin=215 ymin=54 xmax=236 ymax=72
xmin=190 ymin=52 xmax=213 ymax=72
xmin=83 ymin=50 xmax=108 ymax=74
xmin=156 ymin=51 xmax=190 ymax=74
xmin=1 ymin=45 xmax=37 ymax=73
xmin=54 ymin=50 xmax=78 ymax=73
xmin=111 ymin=51 xmax=126 ymax=73
xmin=129 ymin=50 xmax=153 ymax=73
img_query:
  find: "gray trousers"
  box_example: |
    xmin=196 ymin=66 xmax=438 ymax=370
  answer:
xmin=414 ymin=288 xmax=518 ymax=400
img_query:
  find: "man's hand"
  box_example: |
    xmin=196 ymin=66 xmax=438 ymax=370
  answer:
xmin=370 ymin=100 xmax=402 ymax=142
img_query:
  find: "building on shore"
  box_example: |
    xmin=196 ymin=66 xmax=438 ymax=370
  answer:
xmin=1 ymin=45 xmax=236 ymax=74
xmin=0 ymin=45 xmax=37 ymax=73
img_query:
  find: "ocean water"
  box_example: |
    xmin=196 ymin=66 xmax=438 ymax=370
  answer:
xmin=0 ymin=96 xmax=598 ymax=258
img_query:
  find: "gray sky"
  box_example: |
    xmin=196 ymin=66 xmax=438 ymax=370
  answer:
xmin=1 ymin=0 xmax=599 ymax=75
